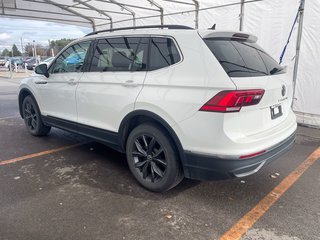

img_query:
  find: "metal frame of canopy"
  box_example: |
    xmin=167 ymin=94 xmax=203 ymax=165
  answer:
xmin=0 ymin=0 xmax=263 ymax=30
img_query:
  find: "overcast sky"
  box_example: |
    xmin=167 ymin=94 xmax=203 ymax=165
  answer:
xmin=0 ymin=17 xmax=91 ymax=52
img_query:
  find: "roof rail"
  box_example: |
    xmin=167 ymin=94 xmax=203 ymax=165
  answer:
xmin=85 ymin=25 xmax=194 ymax=36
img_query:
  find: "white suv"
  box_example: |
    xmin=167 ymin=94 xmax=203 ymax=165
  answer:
xmin=18 ymin=25 xmax=297 ymax=192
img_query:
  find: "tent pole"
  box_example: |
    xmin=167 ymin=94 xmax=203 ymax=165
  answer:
xmin=147 ymin=0 xmax=164 ymax=25
xmin=73 ymin=0 xmax=112 ymax=29
xmin=163 ymin=0 xmax=199 ymax=28
xmin=109 ymin=0 xmax=136 ymax=27
xmin=193 ymin=0 xmax=199 ymax=29
xmin=292 ymin=0 xmax=305 ymax=107
xmin=239 ymin=0 xmax=245 ymax=31
xmin=43 ymin=0 xmax=95 ymax=30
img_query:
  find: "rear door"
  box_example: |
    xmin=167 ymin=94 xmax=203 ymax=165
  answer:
xmin=76 ymin=36 xmax=148 ymax=132
xmin=204 ymin=38 xmax=292 ymax=135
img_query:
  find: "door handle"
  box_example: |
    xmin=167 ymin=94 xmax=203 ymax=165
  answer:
xmin=34 ymin=80 xmax=47 ymax=84
xmin=122 ymin=80 xmax=139 ymax=87
xmin=67 ymin=79 xmax=77 ymax=85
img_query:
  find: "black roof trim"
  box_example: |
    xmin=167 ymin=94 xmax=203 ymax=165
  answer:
xmin=85 ymin=25 xmax=194 ymax=37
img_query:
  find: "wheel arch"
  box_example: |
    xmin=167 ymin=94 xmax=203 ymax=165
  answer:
xmin=18 ymin=88 xmax=36 ymax=118
xmin=118 ymin=110 xmax=187 ymax=173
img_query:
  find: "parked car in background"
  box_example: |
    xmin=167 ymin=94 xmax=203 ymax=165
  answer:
xmin=25 ymin=57 xmax=37 ymax=70
xmin=64 ymin=52 xmax=86 ymax=65
xmin=40 ymin=57 xmax=54 ymax=66
xmin=0 ymin=56 xmax=7 ymax=66
xmin=6 ymin=57 xmax=24 ymax=70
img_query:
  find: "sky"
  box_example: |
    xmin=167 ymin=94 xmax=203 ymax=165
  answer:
xmin=0 ymin=17 xmax=91 ymax=52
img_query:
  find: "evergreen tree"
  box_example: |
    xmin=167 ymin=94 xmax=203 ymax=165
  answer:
xmin=11 ymin=44 xmax=21 ymax=56
xmin=50 ymin=38 xmax=74 ymax=55
xmin=1 ymin=49 xmax=10 ymax=57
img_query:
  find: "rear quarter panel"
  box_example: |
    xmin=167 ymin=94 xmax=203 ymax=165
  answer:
xmin=135 ymin=31 xmax=235 ymax=126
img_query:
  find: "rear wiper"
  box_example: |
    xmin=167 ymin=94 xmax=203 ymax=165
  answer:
xmin=227 ymin=70 xmax=267 ymax=75
xmin=270 ymin=67 xmax=284 ymax=75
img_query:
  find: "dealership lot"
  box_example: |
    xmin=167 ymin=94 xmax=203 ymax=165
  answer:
xmin=0 ymin=76 xmax=319 ymax=240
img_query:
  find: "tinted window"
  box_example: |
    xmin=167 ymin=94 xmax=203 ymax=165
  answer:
xmin=90 ymin=37 xmax=148 ymax=72
xmin=131 ymin=38 xmax=149 ymax=71
xmin=50 ymin=41 xmax=90 ymax=73
xmin=204 ymin=39 xmax=284 ymax=77
xmin=231 ymin=41 xmax=268 ymax=76
xmin=149 ymin=37 xmax=181 ymax=71
xmin=258 ymin=50 xmax=285 ymax=75
xmin=203 ymin=40 xmax=250 ymax=77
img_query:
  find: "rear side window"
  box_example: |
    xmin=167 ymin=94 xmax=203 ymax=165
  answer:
xmin=90 ymin=37 xmax=148 ymax=72
xmin=204 ymin=39 xmax=284 ymax=77
xmin=149 ymin=37 xmax=181 ymax=71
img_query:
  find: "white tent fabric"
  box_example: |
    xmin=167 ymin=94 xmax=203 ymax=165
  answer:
xmin=1 ymin=0 xmax=319 ymax=127
xmin=242 ymin=0 xmax=320 ymax=128
xmin=292 ymin=0 xmax=320 ymax=127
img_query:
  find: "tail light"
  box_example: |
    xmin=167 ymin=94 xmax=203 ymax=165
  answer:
xmin=239 ymin=150 xmax=266 ymax=159
xmin=199 ymin=89 xmax=265 ymax=113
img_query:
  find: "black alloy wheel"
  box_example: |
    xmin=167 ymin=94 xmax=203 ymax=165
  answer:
xmin=22 ymin=95 xmax=51 ymax=136
xmin=126 ymin=123 xmax=183 ymax=192
xmin=132 ymin=134 xmax=167 ymax=183
xmin=24 ymin=100 xmax=38 ymax=131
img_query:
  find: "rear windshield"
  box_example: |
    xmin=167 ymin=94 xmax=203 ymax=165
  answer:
xmin=204 ymin=39 xmax=285 ymax=77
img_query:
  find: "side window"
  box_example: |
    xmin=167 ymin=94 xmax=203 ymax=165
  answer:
xmin=149 ymin=37 xmax=181 ymax=71
xmin=50 ymin=41 xmax=91 ymax=74
xmin=131 ymin=38 xmax=148 ymax=71
xmin=90 ymin=37 xmax=148 ymax=72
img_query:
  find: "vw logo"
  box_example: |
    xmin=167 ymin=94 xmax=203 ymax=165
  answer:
xmin=281 ymin=85 xmax=286 ymax=97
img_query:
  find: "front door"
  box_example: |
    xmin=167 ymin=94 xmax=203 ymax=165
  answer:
xmin=36 ymin=41 xmax=91 ymax=122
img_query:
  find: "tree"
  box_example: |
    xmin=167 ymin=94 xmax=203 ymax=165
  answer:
xmin=22 ymin=38 xmax=74 ymax=57
xmin=35 ymin=44 xmax=47 ymax=56
xmin=24 ymin=43 xmax=48 ymax=57
xmin=50 ymin=38 xmax=74 ymax=55
xmin=12 ymin=44 xmax=21 ymax=56
xmin=24 ymin=43 xmax=34 ymax=57
xmin=1 ymin=48 xmax=10 ymax=57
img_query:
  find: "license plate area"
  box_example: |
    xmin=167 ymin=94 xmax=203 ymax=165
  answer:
xmin=270 ymin=104 xmax=283 ymax=120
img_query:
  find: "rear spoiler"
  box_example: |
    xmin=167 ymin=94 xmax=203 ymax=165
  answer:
xmin=198 ymin=30 xmax=258 ymax=43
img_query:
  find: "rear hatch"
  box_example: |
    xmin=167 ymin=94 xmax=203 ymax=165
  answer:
xmin=201 ymin=31 xmax=292 ymax=137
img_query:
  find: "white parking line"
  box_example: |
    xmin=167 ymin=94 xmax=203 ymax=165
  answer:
xmin=0 ymin=116 xmax=19 ymax=120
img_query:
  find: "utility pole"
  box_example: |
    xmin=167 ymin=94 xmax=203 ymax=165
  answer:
xmin=20 ymin=37 xmax=23 ymax=56
xmin=32 ymin=40 xmax=35 ymax=58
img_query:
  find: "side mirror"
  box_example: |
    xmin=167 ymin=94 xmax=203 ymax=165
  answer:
xmin=35 ymin=63 xmax=49 ymax=78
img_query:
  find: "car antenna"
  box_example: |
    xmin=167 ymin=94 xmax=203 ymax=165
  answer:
xmin=208 ymin=24 xmax=216 ymax=30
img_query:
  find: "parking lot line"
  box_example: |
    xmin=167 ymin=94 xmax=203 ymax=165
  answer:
xmin=219 ymin=146 xmax=320 ymax=240
xmin=0 ymin=143 xmax=84 ymax=166
xmin=0 ymin=116 xmax=19 ymax=120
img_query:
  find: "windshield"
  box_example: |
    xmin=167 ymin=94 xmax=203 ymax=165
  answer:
xmin=204 ymin=39 xmax=285 ymax=77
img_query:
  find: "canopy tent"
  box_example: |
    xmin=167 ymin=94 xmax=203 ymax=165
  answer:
xmin=1 ymin=0 xmax=319 ymax=128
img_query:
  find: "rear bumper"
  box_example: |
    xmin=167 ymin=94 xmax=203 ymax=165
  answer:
xmin=183 ymin=130 xmax=296 ymax=180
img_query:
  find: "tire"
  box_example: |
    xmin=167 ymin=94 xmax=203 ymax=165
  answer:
xmin=126 ymin=123 xmax=183 ymax=192
xmin=22 ymin=95 xmax=51 ymax=136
